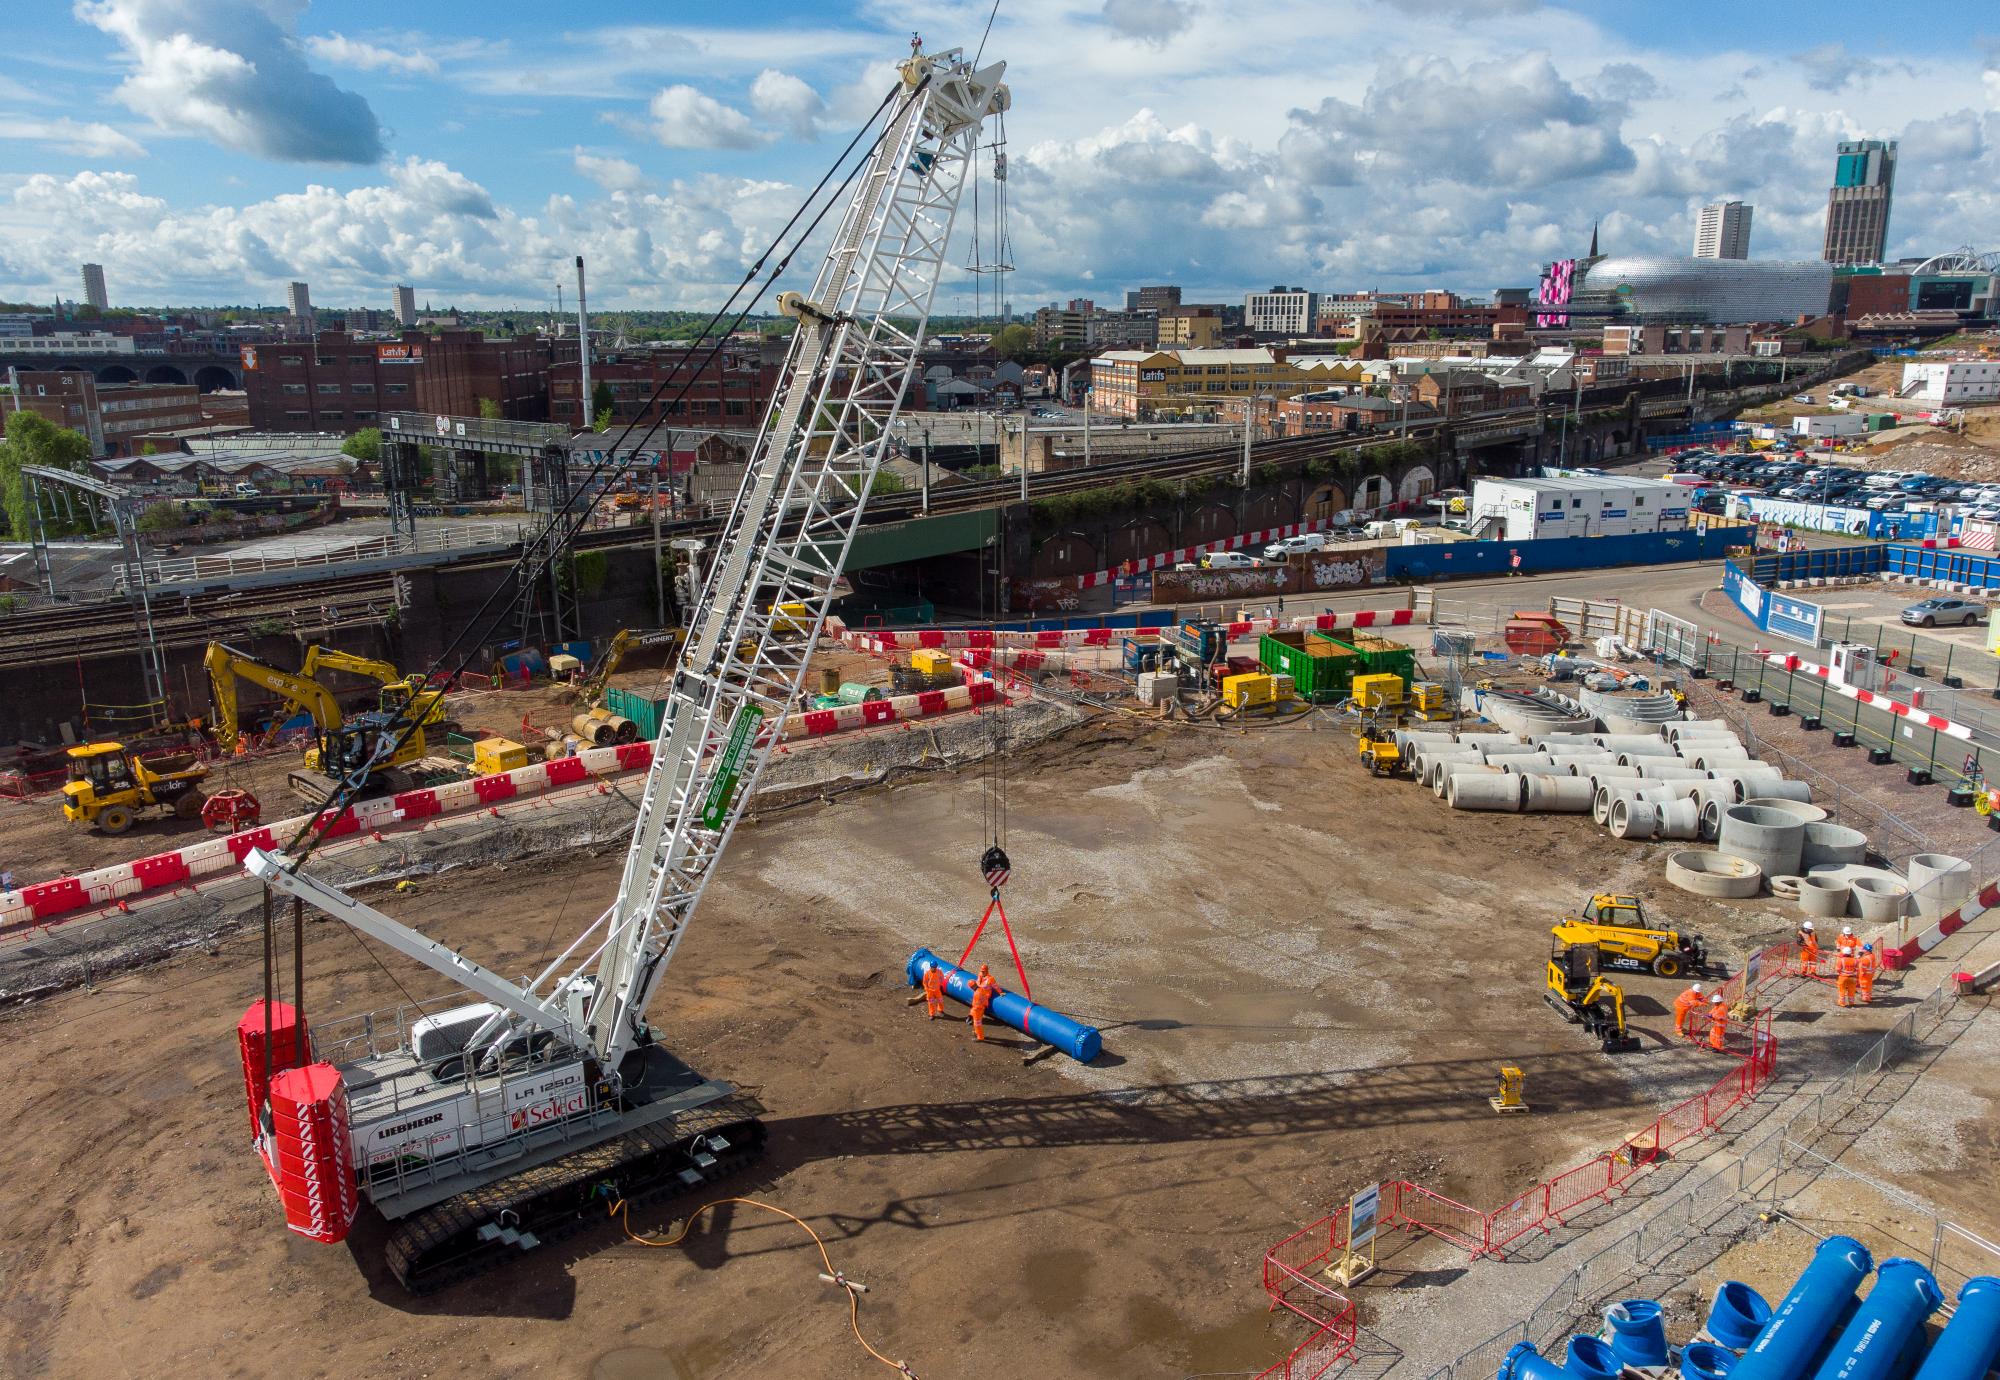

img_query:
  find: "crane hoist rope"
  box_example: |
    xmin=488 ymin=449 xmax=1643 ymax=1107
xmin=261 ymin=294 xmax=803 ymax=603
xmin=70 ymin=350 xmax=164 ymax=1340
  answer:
xmin=234 ymin=40 xmax=1012 ymax=1292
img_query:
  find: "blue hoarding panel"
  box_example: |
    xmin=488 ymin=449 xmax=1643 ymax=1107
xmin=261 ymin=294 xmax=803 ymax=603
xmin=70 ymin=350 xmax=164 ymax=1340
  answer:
xmin=1383 ymin=527 xmax=1741 ymax=582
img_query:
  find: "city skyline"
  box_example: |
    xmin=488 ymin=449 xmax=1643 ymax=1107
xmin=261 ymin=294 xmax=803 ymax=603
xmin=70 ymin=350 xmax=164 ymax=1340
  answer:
xmin=2 ymin=1 xmax=1996 ymax=310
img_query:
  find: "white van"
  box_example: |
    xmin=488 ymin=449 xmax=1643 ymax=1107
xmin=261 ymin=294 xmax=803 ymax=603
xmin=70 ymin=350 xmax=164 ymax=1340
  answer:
xmin=233 ymin=482 xmax=260 ymax=497
xmin=1202 ymin=550 xmax=1264 ymax=570
xmin=1263 ymin=532 xmax=1329 ymax=560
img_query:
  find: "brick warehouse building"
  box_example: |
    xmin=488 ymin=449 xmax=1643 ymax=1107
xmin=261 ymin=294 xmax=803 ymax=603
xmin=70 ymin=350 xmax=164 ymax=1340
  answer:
xmin=6 ymin=369 xmax=203 ymax=457
xmin=549 ymin=341 xmax=780 ymax=431
xmin=242 ymin=330 xmax=561 ymax=432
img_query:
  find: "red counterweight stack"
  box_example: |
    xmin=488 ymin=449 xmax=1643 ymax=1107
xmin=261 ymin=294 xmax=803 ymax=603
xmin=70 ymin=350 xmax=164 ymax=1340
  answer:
xmin=264 ymin=1063 xmax=358 ymax=1244
xmin=235 ymin=999 xmax=306 ymax=1139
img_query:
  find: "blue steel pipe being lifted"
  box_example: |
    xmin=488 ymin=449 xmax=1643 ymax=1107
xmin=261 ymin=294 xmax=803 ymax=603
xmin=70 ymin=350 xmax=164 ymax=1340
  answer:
xmin=905 ymin=948 xmax=1102 ymax=1062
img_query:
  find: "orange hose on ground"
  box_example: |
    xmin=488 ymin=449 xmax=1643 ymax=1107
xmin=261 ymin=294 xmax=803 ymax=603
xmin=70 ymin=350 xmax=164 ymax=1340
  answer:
xmin=607 ymin=1195 xmax=917 ymax=1377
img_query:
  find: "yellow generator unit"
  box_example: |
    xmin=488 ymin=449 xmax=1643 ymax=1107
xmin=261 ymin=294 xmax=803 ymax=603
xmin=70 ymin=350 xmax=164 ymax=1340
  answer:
xmin=910 ymin=648 xmax=955 ymax=677
xmin=473 ymin=737 xmax=533 ymax=777
xmin=1352 ymin=672 xmax=1405 ymax=710
xmin=1221 ymin=671 xmax=1276 ymax=710
xmin=1490 ymin=1065 xmax=1527 ymax=1113
xmin=1269 ymin=672 xmax=1297 ymax=702
xmin=1410 ymin=681 xmax=1449 ymax=721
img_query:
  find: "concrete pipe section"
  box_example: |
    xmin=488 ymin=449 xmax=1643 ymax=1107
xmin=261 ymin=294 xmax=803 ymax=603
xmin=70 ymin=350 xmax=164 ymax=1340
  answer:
xmin=1475 ymin=742 xmax=1545 ymax=759
xmin=1665 ymin=850 xmax=1764 ymax=899
xmin=1799 ymin=875 xmax=1852 ymax=919
xmin=1666 ymin=720 xmax=1732 ymax=743
xmin=1523 ymin=774 xmax=1594 ymax=813
xmin=1449 ymin=773 xmax=1527 ymax=812
xmin=1494 ymin=756 xmax=1560 ymax=775
xmin=1579 ymin=763 xmax=1642 ymax=781
xmin=1907 ymin=854 xmax=1974 ymax=921
xmin=1768 ymin=875 xmax=1805 ymax=901
xmin=1718 ymin=803 xmax=1807 ymax=878
xmin=1742 ymin=797 xmax=1830 ymax=827
xmin=1610 ymin=798 xmax=1660 ymax=840
xmin=1615 ymin=746 xmax=1679 ymax=764
xmin=1655 ymin=797 xmax=1702 ymax=840
xmin=1801 ymin=823 xmax=1869 ymax=869
xmin=1592 ymin=734 xmax=1668 ymax=751
xmin=1432 ymin=764 xmax=1496 ymax=796
xmin=1691 ymin=751 xmax=1754 ymax=771
xmin=1851 ymin=876 xmax=1911 ymax=925
xmin=1637 ymin=764 xmax=1711 ymax=782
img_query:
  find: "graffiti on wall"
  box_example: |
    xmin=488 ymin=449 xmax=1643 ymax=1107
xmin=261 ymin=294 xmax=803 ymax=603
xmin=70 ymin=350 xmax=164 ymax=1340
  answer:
xmin=1308 ymin=553 xmax=1381 ymax=588
xmin=1010 ymin=577 xmax=1085 ymax=613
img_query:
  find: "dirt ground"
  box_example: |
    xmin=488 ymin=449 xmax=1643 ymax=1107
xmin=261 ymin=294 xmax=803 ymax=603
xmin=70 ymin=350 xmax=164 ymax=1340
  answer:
xmin=0 ymin=647 xmax=896 ymax=885
xmin=0 ymin=712 xmax=1801 ymax=1380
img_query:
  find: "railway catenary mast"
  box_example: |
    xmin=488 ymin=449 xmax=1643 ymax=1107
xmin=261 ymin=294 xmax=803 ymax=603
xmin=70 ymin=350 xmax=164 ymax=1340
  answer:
xmin=237 ymin=43 xmax=1009 ymax=1290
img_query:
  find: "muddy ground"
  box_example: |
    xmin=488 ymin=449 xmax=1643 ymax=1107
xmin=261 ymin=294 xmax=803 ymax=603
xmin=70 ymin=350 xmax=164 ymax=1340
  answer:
xmin=0 ymin=648 xmax=894 ymax=885
xmin=0 ymin=709 xmax=1809 ymax=1380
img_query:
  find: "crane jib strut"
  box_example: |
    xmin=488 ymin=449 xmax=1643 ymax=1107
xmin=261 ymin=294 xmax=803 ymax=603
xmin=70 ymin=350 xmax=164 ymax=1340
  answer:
xmin=237 ymin=43 xmax=1011 ymax=1284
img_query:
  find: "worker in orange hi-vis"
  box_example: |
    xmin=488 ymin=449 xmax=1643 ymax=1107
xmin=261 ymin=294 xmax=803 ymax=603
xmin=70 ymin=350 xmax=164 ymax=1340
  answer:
xmin=968 ymin=969 xmax=997 ymax=1041
xmin=1857 ymin=943 xmax=1878 ymax=1005
xmin=1797 ymin=920 xmax=1820 ymax=977
xmin=1836 ymin=925 xmax=1857 ymax=962
xmin=1707 ymin=993 xmax=1730 ymax=1052
xmin=920 ymin=963 xmax=946 ymax=1019
xmin=1672 ymin=982 xmax=1705 ymax=1040
xmin=1834 ymin=950 xmax=1860 ymax=1009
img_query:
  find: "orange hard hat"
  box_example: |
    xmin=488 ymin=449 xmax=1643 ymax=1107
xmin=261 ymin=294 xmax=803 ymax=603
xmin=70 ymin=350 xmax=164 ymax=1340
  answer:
xmin=978 ymin=963 xmax=991 ymax=976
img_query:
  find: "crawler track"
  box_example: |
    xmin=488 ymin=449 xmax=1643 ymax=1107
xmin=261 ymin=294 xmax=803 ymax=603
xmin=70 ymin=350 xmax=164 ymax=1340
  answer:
xmin=382 ymin=1099 xmax=766 ymax=1294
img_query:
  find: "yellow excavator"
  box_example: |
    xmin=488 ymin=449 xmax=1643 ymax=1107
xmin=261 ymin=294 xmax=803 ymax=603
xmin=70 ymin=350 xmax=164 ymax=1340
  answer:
xmin=204 ymin=642 xmax=432 ymax=804
xmin=1552 ymin=894 xmax=1711 ymax=980
xmin=297 ymin=645 xmax=449 ymax=734
xmin=1546 ymin=937 xmax=1641 ymax=1054
xmin=568 ymin=627 xmax=684 ymax=705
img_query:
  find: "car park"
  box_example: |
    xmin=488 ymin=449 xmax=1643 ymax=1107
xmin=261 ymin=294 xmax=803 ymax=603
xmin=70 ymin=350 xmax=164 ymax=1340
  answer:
xmin=1902 ymin=596 xmax=1985 ymax=628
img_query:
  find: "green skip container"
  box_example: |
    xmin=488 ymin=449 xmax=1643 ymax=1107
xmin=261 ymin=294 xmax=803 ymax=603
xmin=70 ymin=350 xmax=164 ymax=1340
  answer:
xmin=1258 ymin=630 xmax=1359 ymax=703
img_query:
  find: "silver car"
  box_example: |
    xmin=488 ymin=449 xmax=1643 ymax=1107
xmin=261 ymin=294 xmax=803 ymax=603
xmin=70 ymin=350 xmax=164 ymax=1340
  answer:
xmin=1901 ymin=596 xmax=1985 ymax=628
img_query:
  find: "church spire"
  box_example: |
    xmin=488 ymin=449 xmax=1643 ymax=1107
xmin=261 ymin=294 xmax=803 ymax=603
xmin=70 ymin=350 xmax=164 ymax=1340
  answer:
xmin=1588 ymin=220 xmax=1599 ymax=257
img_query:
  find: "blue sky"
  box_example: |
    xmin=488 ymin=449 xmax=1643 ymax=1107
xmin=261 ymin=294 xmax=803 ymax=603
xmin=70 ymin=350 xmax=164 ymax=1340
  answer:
xmin=2 ymin=1 xmax=1997 ymax=311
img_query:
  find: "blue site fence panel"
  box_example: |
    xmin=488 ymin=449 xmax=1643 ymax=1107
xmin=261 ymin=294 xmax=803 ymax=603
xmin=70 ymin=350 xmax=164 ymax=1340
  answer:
xmin=1383 ymin=526 xmax=1742 ymax=581
xmin=1749 ymin=544 xmax=1890 ymax=584
xmin=1887 ymin=545 xmax=2000 ymax=589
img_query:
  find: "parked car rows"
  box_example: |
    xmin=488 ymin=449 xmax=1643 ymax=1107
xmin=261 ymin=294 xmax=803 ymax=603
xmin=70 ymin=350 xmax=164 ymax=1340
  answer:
xmin=1677 ymin=449 xmax=2000 ymax=524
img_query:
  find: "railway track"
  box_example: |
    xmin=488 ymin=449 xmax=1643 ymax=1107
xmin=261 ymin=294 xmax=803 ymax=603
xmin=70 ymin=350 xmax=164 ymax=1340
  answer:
xmin=0 ymin=570 xmax=396 ymax=664
xmin=0 ymin=410 xmax=1481 ymax=652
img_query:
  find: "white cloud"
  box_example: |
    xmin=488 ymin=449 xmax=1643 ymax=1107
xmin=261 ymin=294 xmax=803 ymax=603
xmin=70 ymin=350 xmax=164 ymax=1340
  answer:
xmin=304 ymin=32 xmax=440 ymax=76
xmin=749 ymin=69 xmax=825 ymax=139
xmin=0 ymin=115 xmax=145 ymax=159
xmin=76 ymin=0 xmax=384 ymax=163
xmin=1101 ymin=0 xmax=1193 ymax=46
xmin=639 ymin=83 xmax=763 ymax=149
xmin=0 ymin=159 xmax=813 ymax=308
xmin=573 ymin=146 xmax=649 ymax=193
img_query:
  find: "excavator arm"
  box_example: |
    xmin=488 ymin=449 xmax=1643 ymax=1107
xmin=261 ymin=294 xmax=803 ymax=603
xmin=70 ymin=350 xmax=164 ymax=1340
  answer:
xmin=300 ymin=644 xmax=447 ymax=729
xmin=204 ymin=642 xmax=345 ymax=751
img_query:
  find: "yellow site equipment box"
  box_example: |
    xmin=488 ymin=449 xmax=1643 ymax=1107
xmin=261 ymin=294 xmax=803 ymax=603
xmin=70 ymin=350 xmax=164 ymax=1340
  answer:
xmin=1222 ymin=672 xmax=1276 ymax=710
xmin=1269 ymin=673 xmax=1298 ymax=701
xmin=473 ymin=737 xmax=533 ymax=777
xmin=911 ymin=648 xmax=955 ymax=677
xmin=1352 ymin=673 xmax=1405 ymax=709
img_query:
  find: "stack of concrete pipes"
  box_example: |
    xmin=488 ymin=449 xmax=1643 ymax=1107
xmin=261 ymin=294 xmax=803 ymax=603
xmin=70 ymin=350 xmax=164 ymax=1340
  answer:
xmin=1396 ymin=720 xmax=1823 ymax=864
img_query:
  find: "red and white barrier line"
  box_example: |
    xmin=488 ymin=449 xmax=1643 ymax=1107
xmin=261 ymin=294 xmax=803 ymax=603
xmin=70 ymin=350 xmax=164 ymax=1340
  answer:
xmin=1750 ymin=649 xmax=1975 ymax=742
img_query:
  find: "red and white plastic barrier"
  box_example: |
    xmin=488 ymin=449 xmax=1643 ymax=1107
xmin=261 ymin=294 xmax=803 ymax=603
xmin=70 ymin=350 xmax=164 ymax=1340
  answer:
xmin=1881 ymin=878 xmax=1997 ymax=971
xmin=0 ymin=740 xmax=658 ymax=938
xmin=785 ymin=675 xmax=1000 ymax=739
xmin=1752 ymin=649 xmax=1975 ymax=741
xmin=1075 ymin=516 xmax=1350 ymax=589
xmin=837 ymin=606 xmax=1416 ymax=656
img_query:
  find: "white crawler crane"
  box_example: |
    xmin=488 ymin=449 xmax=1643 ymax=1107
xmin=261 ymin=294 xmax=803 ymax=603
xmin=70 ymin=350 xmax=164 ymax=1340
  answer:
xmin=234 ymin=44 xmax=1009 ymax=1291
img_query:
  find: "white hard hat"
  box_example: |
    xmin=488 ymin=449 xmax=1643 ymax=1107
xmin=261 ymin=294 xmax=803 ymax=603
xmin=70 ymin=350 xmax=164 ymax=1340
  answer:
xmin=1690 ymin=982 xmax=1703 ymax=993
xmin=1802 ymin=920 xmax=1815 ymax=930
xmin=1711 ymin=993 xmax=1726 ymax=1002
xmin=1841 ymin=925 xmax=1854 ymax=935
